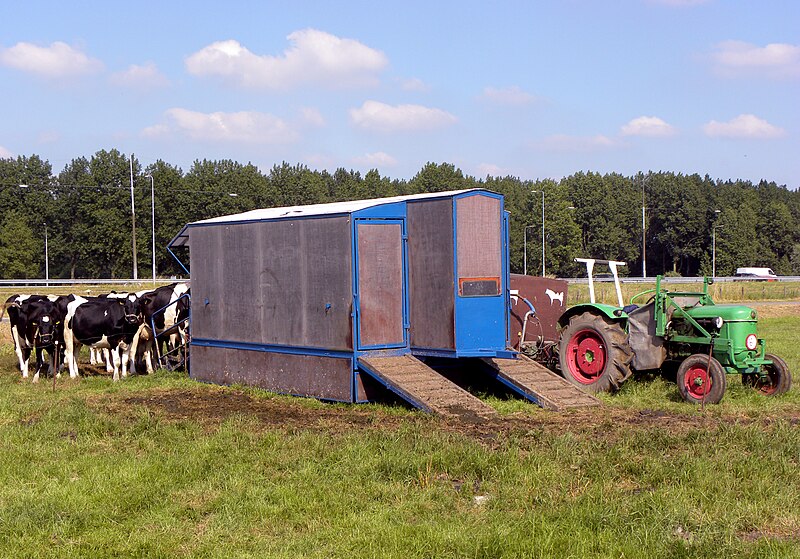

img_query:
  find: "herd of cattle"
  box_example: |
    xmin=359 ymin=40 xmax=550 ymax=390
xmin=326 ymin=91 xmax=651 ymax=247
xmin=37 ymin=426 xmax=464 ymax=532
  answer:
xmin=1 ymin=283 xmax=190 ymax=383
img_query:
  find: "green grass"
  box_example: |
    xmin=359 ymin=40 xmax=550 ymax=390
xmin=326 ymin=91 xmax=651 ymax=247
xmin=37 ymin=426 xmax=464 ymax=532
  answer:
xmin=0 ymin=317 xmax=798 ymax=557
xmin=568 ymin=280 xmax=800 ymax=306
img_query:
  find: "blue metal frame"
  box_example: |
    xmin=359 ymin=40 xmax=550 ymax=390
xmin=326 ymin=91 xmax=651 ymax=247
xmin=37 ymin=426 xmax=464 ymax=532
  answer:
xmin=352 ymin=217 xmax=409 ymax=352
xmin=166 ymin=224 xmax=191 ymax=274
xmin=149 ymin=292 xmax=191 ymax=369
xmin=449 ymin=191 xmax=509 ymax=357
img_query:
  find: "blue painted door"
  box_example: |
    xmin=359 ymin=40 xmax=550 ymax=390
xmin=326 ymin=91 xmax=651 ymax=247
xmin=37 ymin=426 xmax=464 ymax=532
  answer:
xmin=355 ymin=220 xmax=408 ymax=351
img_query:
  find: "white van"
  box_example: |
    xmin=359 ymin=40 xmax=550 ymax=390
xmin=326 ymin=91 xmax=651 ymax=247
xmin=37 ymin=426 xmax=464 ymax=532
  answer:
xmin=734 ymin=267 xmax=778 ymax=280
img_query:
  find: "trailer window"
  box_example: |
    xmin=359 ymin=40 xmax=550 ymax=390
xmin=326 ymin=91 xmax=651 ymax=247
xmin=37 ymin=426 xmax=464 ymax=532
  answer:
xmin=456 ymin=195 xmax=501 ymax=296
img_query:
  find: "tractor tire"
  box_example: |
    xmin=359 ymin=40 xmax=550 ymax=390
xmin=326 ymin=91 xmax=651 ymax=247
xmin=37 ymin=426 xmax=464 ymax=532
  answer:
xmin=742 ymin=353 xmax=792 ymax=396
xmin=677 ymin=354 xmax=727 ymax=405
xmin=558 ymin=312 xmax=632 ymax=394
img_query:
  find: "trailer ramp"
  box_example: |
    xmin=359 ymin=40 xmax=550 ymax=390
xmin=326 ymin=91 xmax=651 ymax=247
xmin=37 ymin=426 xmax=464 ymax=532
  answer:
xmin=479 ymin=355 xmax=601 ymax=411
xmin=358 ymin=355 xmax=496 ymax=419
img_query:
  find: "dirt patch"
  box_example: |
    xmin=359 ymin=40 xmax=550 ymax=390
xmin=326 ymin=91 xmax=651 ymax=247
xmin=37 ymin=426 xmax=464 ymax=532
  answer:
xmin=747 ymin=302 xmax=800 ymax=318
xmin=99 ymin=386 xmax=800 ymax=446
xmin=107 ymin=388 xmax=409 ymax=435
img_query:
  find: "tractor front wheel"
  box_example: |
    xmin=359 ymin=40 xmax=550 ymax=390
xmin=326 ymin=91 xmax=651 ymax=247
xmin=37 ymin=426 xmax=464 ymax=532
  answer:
xmin=677 ymin=354 xmax=727 ymax=404
xmin=742 ymin=353 xmax=792 ymax=396
xmin=558 ymin=312 xmax=632 ymax=393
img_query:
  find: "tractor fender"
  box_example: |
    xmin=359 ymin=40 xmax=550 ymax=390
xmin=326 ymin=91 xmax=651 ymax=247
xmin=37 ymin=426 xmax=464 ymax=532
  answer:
xmin=557 ymin=303 xmax=628 ymax=330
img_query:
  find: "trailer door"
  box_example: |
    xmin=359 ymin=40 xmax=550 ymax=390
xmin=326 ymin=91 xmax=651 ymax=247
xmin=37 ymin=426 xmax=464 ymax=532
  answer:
xmin=355 ymin=219 xmax=408 ymax=350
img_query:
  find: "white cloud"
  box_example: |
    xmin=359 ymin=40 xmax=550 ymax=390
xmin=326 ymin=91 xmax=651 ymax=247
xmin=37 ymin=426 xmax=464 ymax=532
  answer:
xmin=37 ymin=130 xmax=60 ymax=144
xmin=480 ymin=86 xmax=537 ymax=106
xmin=711 ymin=41 xmax=800 ymax=78
xmin=349 ymin=100 xmax=457 ymax=133
xmin=143 ymin=108 xmax=299 ymax=143
xmin=477 ymin=163 xmax=509 ymax=177
xmin=0 ymin=41 xmax=102 ymax=78
xmin=352 ymin=151 xmax=398 ymax=167
xmin=109 ymin=62 xmax=169 ymax=89
xmin=536 ymin=134 xmax=617 ymax=151
xmin=185 ymin=29 xmax=388 ymax=89
xmin=621 ymin=116 xmax=677 ymax=137
xmin=0 ymin=145 xmax=13 ymax=158
xmin=703 ymin=114 xmax=785 ymax=139
xmin=299 ymin=107 xmax=325 ymax=127
xmin=400 ymin=77 xmax=429 ymax=92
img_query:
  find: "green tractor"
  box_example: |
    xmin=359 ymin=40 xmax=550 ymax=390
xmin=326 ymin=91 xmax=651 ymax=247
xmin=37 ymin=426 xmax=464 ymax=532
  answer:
xmin=555 ymin=260 xmax=792 ymax=404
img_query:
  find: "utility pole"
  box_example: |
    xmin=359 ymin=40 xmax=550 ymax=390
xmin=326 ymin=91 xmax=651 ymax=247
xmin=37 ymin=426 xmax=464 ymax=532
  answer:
xmin=641 ymin=175 xmax=646 ymax=279
xmin=130 ymin=153 xmax=138 ymax=280
xmin=44 ymin=222 xmax=49 ymax=287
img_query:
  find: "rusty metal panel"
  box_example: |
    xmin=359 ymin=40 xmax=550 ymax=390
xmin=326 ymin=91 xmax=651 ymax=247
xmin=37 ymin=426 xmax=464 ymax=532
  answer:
xmin=509 ymin=274 xmax=569 ymax=345
xmin=407 ymin=199 xmax=455 ymax=349
xmin=189 ymin=225 xmax=225 ymax=341
xmin=456 ymin=195 xmax=501 ymax=294
xmin=191 ymin=345 xmax=354 ymax=401
xmin=189 ymin=216 xmax=353 ymax=350
xmin=357 ymin=222 xmax=404 ymax=348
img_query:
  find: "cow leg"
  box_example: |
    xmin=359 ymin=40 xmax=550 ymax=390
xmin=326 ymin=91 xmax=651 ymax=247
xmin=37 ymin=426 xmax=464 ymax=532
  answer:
xmin=11 ymin=325 xmax=25 ymax=374
xmin=111 ymin=346 xmax=122 ymax=382
xmin=89 ymin=347 xmax=98 ymax=365
xmin=32 ymin=347 xmax=45 ymax=383
xmin=20 ymin=346 xmax=31 ymax=379
xmin=102 ymin=348 xmax=112 ymax=373
xmin=127 ymin=324 xmax=146 ymax=375
xmin=64 ymin=332 xmax=79 ymax=379
xmin=120 ymin=342 xmax=132 ymax=379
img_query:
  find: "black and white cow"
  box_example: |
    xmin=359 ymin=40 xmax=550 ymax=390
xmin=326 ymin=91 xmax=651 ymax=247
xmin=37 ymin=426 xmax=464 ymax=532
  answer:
xmin=2 ymin=294 xmax=69 ymax=379
xmin=20 ymin=298 xmax=65 ymax=382
xmin=135 ymin=283 xmax=190 ymax=373
xmin=63 ymin=295 xmax=144 ymax=381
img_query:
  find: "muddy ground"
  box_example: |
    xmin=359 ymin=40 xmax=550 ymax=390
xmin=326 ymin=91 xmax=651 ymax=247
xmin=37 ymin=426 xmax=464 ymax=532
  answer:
xmin=98 ymin=385 xmax=800 ymax=449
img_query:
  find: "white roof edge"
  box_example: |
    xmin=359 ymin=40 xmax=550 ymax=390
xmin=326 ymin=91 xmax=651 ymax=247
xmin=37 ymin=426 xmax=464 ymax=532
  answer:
xmin=189 ymin=188 xmax=489 ymax=226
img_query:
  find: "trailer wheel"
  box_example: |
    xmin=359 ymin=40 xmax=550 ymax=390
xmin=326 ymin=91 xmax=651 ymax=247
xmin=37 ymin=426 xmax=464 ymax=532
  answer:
xmin=743 ymin=353 xmax=792 ymax=396
xmin=677 ymin=354 xmax=726 ymax=404
xmin=558 ymin=312 xmax=632 ymax=393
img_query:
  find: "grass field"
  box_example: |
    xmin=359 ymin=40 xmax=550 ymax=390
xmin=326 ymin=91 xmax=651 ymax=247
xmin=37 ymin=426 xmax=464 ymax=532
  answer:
xmin=0 ymin=306 xmax=798 ymax=557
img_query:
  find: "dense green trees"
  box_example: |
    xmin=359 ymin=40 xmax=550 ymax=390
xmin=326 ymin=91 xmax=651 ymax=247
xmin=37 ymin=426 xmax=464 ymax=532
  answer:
xmin=0 ymin=150 xmax=798 ymax=279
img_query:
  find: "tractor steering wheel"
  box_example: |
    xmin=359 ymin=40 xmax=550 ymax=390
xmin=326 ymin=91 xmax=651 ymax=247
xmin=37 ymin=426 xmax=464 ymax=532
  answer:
xmin=630 ymin=288 xmax=656 ymax=305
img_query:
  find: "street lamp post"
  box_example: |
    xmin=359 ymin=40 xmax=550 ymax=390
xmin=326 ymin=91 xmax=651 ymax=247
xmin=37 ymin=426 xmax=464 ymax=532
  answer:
xmin=44 ymin=222 xmax=49 ymax=287
xmin=531 ymin=190 xmax=545 ymax=276
xmin=523 ymin=225 xmax=536 ymax=275
xmin=712 ymin=209 xmax=722 ymax=279
xmin=641 ymin=175 xmax=647 ymax=279
xmin=148 ymin=175 xmax=156 ymax=285
xmin=129 ymin=154 xmax=138 ymax=280
xmin=713 ymin=223 xmax=724 ymax=280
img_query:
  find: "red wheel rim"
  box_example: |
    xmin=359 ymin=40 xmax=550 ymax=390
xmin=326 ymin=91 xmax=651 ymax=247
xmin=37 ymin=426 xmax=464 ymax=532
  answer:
xmin=565 ymin=328 xmax=606 ymax=384
xmin=753 ymin=368 xmax=778 ymax=395
xmin=683 ymin=364 xmax=713 ymax=399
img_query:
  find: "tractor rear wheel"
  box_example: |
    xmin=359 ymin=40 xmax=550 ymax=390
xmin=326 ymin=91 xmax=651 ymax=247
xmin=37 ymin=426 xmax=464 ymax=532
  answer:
xmin=677 ymin=354 xmax=727 ymax=404
xmin=742 ymin=353 xmax=792 ymax=396
xmin=558 ymin=312 xmax=632 ymax=393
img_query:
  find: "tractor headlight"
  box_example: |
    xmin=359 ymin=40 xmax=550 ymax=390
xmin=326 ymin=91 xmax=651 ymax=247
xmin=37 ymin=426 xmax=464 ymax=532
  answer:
xmin=714 ymin=316 xmax=724 ymax=329
xmin=745 ymin=334 xmax=758 ymax=350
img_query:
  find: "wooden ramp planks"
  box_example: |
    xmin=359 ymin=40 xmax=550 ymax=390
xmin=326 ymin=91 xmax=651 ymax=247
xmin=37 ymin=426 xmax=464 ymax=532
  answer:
xmin=479 ymin=355 xmax=601 ymax=411
xmin=358 ymin=355 xmax=496 ymax=419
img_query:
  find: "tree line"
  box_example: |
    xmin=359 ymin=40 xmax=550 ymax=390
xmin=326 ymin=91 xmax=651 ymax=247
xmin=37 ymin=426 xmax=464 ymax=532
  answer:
xmin=1 ymin=149 xmax=798 ymax=279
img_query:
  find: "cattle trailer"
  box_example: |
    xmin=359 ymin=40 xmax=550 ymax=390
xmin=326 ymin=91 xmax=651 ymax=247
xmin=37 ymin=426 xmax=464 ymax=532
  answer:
xmin=168 ymin=189 xmax=520 ymax=402
xmin=169 ymin=190 xmax=602 ymax=414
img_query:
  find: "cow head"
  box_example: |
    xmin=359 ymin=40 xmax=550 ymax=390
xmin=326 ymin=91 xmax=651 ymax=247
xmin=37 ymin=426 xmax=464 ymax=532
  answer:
xmin=123 ymin=293 xmax=144 ymax=325
xmin=28 ymin=303 xmax=61 ymax=347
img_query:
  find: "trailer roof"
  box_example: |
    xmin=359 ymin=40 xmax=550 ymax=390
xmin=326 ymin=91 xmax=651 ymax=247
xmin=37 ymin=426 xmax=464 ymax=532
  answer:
xmin=168 ymin=188 xmax=494 ymax=253
xmin=190 ymin=188 xmax=485 ymax=226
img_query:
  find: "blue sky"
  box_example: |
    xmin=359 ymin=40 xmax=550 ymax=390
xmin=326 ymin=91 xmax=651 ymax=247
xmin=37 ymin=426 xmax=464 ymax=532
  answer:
xmin=1 ymin=0 xmax=798 ymax=186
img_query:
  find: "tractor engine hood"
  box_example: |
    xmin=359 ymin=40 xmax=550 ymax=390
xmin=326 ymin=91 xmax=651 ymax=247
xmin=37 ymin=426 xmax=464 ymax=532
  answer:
xmin=678 ymin=304 xmax=756 ymax=322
